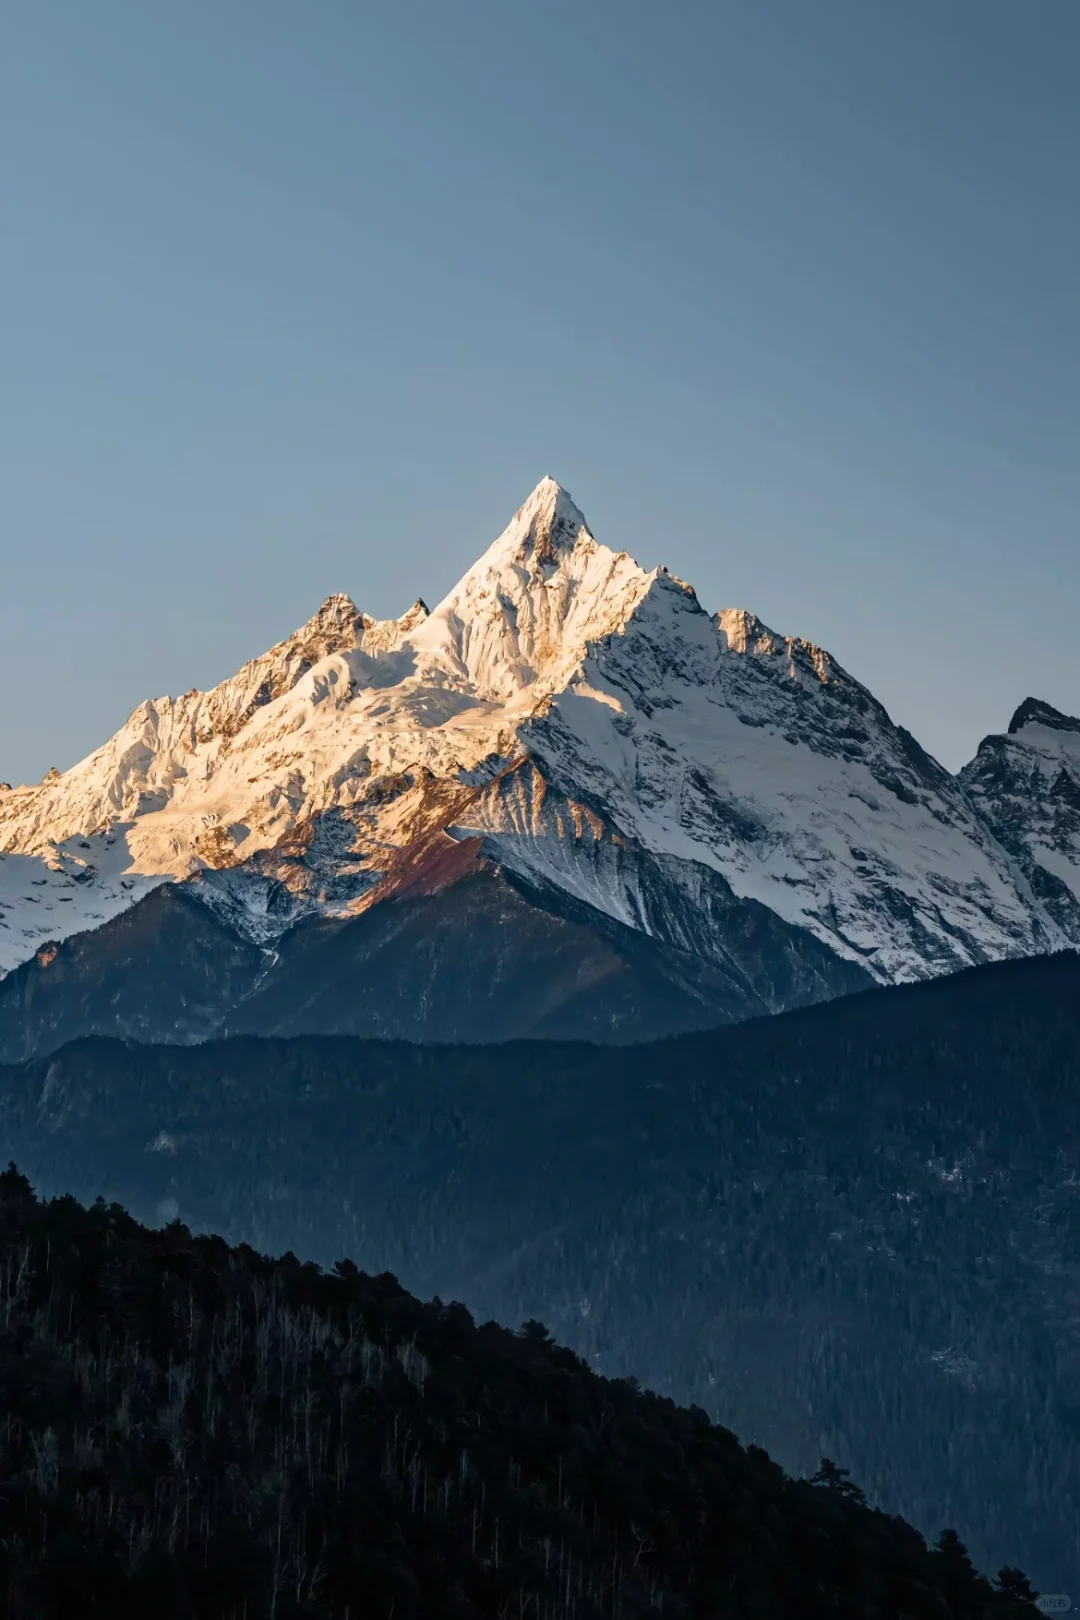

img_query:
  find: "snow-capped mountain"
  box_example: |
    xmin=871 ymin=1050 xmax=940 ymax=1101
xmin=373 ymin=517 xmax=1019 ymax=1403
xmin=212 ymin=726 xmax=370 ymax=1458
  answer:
xmin=959 ymin=697 xmax=1080 ymax=942
xmin=0 ymin=477 xmax=1069 ymax=1049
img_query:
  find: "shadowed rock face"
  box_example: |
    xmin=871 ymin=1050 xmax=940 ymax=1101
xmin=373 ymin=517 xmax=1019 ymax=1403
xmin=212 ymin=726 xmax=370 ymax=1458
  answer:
xmin=0 ymin=822 xmax=871 ymax=1058
xmin=0 ymin=887 xmax=268 ymax=1064
xmin=960 ymin=696 xmax=1080 ymax=941
xmin=2 ymin=949 xmax=1078 ymax=1587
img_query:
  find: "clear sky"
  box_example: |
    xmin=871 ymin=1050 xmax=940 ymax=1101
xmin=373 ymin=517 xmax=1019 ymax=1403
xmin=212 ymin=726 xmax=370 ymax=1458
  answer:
xmin=2 ymin=0 xmax=1077 ymax=785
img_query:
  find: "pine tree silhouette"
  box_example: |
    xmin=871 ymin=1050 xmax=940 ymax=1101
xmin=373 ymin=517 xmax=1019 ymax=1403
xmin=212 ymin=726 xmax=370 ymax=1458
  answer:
xmin=810 ymin=1457 xmax=867 ymax=1503
xmin=995 ymin=1566 xmax=1037 ymax=1602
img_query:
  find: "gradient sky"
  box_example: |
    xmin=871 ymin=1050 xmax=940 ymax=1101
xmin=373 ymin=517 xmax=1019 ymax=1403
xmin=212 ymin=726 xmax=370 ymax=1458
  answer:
xmin=2 ymin=0 xmax=1077 ymax=785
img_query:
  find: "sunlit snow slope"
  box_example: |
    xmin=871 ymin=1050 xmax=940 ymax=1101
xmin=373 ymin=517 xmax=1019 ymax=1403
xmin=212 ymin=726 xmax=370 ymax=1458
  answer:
xmin=0 ymin=478 xmax=1068 ymax=995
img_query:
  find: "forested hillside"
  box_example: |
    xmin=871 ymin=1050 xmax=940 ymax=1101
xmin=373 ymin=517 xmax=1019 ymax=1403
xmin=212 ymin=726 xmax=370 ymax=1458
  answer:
xmin=2 ymin=952 xmax=1078 ymax=1587
xmin=0 ymin=1168 xmax=1040 ymax=1618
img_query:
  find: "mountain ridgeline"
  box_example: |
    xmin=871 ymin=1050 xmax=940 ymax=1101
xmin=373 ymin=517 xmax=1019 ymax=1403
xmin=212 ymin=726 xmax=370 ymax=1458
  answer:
xmin=0 ymin=478 xmax=1078 ymax=1051
xmin=3 ymin=950 xmax=1079 ymax=1589
xmin=0 ymin=1165 xmax=1042 ymax=1619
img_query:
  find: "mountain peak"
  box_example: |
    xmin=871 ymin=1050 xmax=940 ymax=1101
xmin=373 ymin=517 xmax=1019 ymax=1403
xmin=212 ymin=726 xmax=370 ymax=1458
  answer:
xmin=1007 ymin=697 xmax=1080 ymax=736
xmin=3 ymin=474 xmax=1073 ymax=993
xmin=502 ymin=476 xmax=589 ymax=569
xmin=714 ymin=608 xmax=783 ymax=655
xmin=315 ymin=591 xmax=359 ymax=616
xmin=527 ymin=473 xmax=582 ymax=514
xmin=422 ymin=479 xmax=594 ymax=620
xmin=293 ymin=593 xmax=366 ymax=646
xmin=409 ymin=479 xmax=651 ymax=704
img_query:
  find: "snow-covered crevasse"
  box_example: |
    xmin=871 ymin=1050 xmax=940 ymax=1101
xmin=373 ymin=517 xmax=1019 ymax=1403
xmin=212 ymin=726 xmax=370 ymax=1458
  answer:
xmin=0 ymin=476 xmax=1067 ymax=980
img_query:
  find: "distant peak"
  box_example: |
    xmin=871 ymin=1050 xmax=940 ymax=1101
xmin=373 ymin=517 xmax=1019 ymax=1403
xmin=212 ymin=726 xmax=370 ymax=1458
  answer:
xmin=271 ymin=594 xmax=366 ymax=664
xmin=1007 ymin=697 xmax=1080 ymax=736
xmin=292 ymin=593 xmax=367 ymax=644
xmin=714 ymin=608 xmax=783 ymax=655
xmin=309 ymin=593 xmax=362 ymax=627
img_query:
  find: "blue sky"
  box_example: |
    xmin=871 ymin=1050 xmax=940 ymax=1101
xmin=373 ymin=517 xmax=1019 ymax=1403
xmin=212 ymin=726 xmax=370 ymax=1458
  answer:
xmin=2 ymin=0 xmax=1077 ymax=782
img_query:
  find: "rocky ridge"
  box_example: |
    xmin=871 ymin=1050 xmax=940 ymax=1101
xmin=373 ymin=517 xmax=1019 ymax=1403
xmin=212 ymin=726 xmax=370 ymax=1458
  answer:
xmin=960 ymin=697 xmax=1080 ymax=941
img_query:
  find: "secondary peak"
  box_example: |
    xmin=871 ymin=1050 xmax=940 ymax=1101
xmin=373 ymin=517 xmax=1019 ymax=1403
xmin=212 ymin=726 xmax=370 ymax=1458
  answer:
xmin=1007 ymin=697 xmax=1080 ymax=736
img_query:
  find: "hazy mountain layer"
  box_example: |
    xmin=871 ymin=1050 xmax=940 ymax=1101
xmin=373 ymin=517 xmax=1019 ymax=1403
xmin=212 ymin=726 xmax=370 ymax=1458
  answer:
xmin=3 ymin=950 xmax=1078 ymax=1586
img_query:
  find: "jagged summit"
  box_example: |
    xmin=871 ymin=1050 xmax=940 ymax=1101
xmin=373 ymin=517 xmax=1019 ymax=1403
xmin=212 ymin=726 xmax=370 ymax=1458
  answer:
xmin=409 ymin=476 xmax=655 ymax=705
xmin=435 ymin=476 xmax=593 ymax=586
xmin=312 ymin=591 xmax=361 ymax=620
xmin=508 ymin=475 xmax=589 ymax=557
xmin=715 ymin=608 xmax=783 ymax=655
xmin=433 ymin=478 xmax=595 ymax=601
xmin=960 ymin=695 xmax=1080 ymax=944
xmin=520 ymin=475 xmax=588 ymax=559
xmin=0 ymin=476 xmax=1071 ymax=993
xmin=1008 ymin=696 xmax=1080 ymax=735
xmin=284 ymin=591 xmax=364 ymax=640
